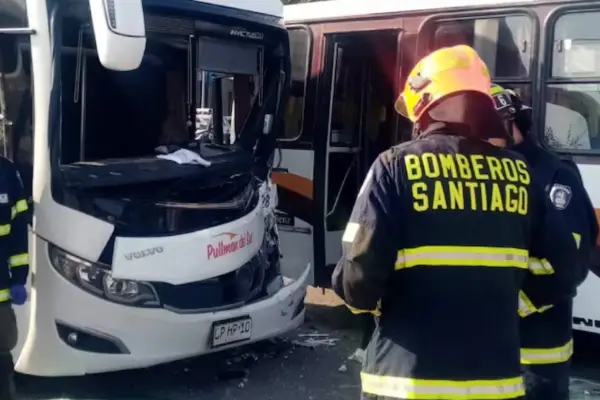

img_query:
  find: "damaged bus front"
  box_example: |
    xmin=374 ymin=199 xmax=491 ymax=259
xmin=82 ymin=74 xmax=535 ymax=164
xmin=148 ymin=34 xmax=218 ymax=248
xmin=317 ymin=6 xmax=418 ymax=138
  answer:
xmin=1 ymin=0 xmax=309 ymax=376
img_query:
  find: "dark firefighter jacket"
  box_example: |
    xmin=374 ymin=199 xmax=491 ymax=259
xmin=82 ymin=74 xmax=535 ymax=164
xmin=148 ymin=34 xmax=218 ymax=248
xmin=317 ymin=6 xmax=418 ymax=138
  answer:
xmin=332 ymin=130 xmax=578 ymax=400
xmin=0 ymin=156 xmax=29 ymax=303
xmin=515 ymin=137 xmax=598 ymax=366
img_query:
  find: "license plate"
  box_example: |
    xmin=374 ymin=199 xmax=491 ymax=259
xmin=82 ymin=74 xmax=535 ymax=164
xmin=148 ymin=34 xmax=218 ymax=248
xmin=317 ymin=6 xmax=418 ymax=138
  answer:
xmin=211 ymin=316 xmax=253 ymax=348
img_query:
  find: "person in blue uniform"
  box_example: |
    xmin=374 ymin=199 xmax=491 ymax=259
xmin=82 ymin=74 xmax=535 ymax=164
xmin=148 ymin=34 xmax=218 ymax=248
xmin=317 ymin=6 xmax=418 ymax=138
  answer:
xmin=491 ymin=84 xmax=598 ymax=400
xmin=0 ymin=157 xmax=29 ymax=400
xmin=332 ymin=45 xmax=579 ymax=400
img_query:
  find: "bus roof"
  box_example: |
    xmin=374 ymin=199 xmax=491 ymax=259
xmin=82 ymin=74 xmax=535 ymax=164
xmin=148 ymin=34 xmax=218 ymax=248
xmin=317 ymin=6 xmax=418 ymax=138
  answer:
xmin=196 ymin=0 xmax=283 ymax=18
xmin=284 ymin=0 xmax=540 ymax=23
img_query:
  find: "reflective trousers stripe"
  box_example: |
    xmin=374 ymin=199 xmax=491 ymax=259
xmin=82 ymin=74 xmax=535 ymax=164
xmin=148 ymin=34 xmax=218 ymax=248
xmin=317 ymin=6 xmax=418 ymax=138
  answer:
xmin=9 ymin=253 xmax=29 ymax=267
xmin=528 ymin=257 xmax=554 ymax=275
xmin=521 ymin=339 xmax=573 ymax=365
xmin=395 ymin=246 xmax=528 ymax=270
xmin=11 ymin=199 xmax=28 ymax=219
xmin=0 ymin=224 xmax=10 ymax=236
xmin=0 ymin=288 xmax=9 ymax=302
xmin=518 ymin=291 xmax=552 ymax=318
xmin=572 ymin=232 xmax=581 ymax=249
xmin=361 ymin=373 xmax=525 ymax=400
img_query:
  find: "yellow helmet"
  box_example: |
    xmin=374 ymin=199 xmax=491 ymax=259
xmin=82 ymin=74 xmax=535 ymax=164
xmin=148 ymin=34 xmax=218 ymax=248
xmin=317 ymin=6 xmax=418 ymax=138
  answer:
xmin=395 ymin=45 xmax=493 ymax=123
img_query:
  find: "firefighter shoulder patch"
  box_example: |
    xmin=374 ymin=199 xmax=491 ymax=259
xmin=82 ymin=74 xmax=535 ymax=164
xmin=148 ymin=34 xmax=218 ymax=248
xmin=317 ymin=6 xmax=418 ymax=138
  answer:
xmin=549 ymin=183 xmax=572 ymax=210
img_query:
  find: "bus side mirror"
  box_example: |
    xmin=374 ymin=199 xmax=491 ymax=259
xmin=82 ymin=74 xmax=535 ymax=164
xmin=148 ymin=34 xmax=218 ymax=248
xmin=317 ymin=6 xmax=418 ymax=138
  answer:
xmin=88 ymin=0 xmax=146 ymax=71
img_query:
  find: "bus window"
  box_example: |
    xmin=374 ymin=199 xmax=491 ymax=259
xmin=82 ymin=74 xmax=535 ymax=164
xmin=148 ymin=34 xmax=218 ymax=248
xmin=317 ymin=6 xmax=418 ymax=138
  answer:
xmin=432 ymin=15 xmax=533 ymax=79
xmin=545 ymin=11 xmax=600 ymax=151
xmin=196 ymin=74 xmax=259 ymax=145
xmin=0 ymin=36 xmax=32 ymax=200
xmin=282 ymin=27 xmax=310 ymax=141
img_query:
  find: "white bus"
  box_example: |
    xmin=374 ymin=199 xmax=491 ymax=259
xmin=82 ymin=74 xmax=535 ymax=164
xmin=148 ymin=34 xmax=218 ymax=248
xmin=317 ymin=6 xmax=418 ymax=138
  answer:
xmin=0 ymin=0 xmax=309 ymax=376
xmin=277 ymin=0 xmax=600 ymax=333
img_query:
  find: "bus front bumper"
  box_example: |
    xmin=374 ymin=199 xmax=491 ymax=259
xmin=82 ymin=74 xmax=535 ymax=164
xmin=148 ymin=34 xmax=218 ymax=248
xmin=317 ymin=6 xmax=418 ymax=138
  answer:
xmin=14 ymin=261 xmax=310 ymax=376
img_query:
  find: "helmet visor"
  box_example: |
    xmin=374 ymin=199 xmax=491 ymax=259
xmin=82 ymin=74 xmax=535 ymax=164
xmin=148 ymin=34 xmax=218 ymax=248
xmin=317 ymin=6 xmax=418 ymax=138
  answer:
xmin=394 ymin=94 xmax=409 ymax=118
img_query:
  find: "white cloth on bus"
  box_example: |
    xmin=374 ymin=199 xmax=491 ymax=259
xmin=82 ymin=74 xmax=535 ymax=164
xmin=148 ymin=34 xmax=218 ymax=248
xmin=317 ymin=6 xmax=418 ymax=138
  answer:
xmin=156 ymin=148 xmax=212 ymax=166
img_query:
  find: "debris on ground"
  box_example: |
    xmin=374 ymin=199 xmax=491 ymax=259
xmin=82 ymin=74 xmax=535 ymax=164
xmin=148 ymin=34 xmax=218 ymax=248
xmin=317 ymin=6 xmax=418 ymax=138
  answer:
xmin=290 ymin=330 xmax=340 ymax=348
xmin=298 ymin=333 xmax=330 ymax=338
xmin=293 ymin=337 xmax=340 ymax=348
xmin=215 ymin=338 xmax=298 ymax=382
xmin=348 ymin=348 xmax=365 ymax=364
xmin=338 ymin=364 xmax=348 ymax=372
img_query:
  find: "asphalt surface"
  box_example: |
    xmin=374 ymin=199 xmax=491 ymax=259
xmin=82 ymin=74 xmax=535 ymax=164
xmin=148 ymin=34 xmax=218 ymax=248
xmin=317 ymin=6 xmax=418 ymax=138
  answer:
xmin=13 ymin=288 xmax=600 ymax=400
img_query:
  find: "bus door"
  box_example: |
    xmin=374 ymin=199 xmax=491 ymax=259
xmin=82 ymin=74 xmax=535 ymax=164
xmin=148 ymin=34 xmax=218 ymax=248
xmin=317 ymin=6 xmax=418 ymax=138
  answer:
xmin=315 ymin=30 xmax=401 ymax=286
xmin=273 ymin=26 xmax=315 ymax=283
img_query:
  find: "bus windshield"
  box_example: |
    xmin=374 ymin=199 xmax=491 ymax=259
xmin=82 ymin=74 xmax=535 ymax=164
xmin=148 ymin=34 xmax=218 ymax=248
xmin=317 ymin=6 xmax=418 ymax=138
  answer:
xmin=58 ymin=4 xmax=283 ymax=165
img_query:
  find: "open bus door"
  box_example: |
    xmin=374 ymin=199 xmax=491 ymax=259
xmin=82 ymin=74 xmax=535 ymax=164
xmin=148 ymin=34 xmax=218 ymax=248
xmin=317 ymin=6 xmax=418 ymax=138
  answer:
xmin=313 ymin=29 xmax=402 ymax=287
xmin=273 ymin=26 xmax=315 ymax=284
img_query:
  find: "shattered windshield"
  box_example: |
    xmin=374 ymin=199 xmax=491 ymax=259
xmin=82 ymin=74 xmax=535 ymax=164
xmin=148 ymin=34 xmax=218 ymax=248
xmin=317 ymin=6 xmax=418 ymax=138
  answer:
xmin=59 ymin=9 xmax=269 ymax=164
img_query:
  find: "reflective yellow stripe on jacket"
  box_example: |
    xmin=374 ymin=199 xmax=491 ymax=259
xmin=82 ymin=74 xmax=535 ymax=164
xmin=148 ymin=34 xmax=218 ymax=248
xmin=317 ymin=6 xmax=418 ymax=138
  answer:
xmin=361 ymin=373 xmax=525 ymax=400
xmin=572 ymin=233 xmax=581 ymax=249
xmin=10 ymin=199 xmax=28 ymax=219
xmin=521 ymin=339 xmax=573 ymax=365
xmin=395 ymin=246 xmax=528 ymax=270
xmin=518 ymin=291 xmax=553 ymax=318
xmin=518 ymin=291 xmax=537 ymax=318
xmin=0 ymin=224 xmax=10 ymax=237
xmin=527 ymin=257 xmax=554 ymax=275
xmin=0 ymin=288 xmax=9 ymax=302
xmin=9 ymin=253 xmax=29 ymax=268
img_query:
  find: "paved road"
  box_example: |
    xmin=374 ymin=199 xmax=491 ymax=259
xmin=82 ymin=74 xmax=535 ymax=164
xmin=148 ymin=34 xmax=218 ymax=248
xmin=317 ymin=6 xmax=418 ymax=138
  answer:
xmin=13 ymin=288 xmax=600 ymax=399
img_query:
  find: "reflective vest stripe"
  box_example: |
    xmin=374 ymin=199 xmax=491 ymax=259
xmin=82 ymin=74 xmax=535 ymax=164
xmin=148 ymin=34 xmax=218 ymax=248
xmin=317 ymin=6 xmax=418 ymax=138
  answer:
xmin=0 ymin=288 xmax=9 ymax=302
xmin=572 ymin=232 xmax=581 ymax=249
xmin=0 ymin=224 xmax=10 ymax=236
xmin=527 ymin=257 xmax=554 ymax=275
xmin=9 ymin=253 xmax=29 ymax=268
xmin=361 ymin=373 xmax=525 ymax=399
xmin=396 ymin=246 xmax=528 ymax=270
xmin=521 ymin=339 xmax=574 ymax=365
xmin=11 ymin=199 xmax=28 ymax=219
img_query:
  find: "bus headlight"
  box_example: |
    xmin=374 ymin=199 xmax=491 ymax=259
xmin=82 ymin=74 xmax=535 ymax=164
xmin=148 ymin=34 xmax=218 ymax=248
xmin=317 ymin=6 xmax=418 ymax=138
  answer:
xmin=48 ymin=244 xmax=160 ymax=307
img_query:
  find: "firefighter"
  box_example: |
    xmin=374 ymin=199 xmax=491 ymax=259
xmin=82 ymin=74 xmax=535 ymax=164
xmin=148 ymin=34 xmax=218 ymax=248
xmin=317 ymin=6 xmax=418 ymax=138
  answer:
xmin=491 ymin=84 xmax=598 ymax=400
xmin=0 ymin=157 xmax=29 ymax=400
xmin=332 ymin=45 xmax=578 ymax=400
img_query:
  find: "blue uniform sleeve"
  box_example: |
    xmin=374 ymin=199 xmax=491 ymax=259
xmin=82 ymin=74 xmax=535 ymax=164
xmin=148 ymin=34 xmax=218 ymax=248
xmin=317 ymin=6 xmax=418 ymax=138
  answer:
xmin=331 ymin=155 xmax=400 ymax=315
xmin=519 ymin=179 xmax=578 ymax=317
xmin=550 ymin=168 xmax=598 ymax=284
xmin=7 ymin=165 xmax=29 ymax=286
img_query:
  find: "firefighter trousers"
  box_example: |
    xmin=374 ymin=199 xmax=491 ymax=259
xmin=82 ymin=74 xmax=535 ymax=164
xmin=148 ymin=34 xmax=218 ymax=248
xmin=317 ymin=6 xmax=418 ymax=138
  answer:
xmin=523 ymin=360 xmax=570 ymax=400
xmin=0 ymin=303 xmax=17 ymax=400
